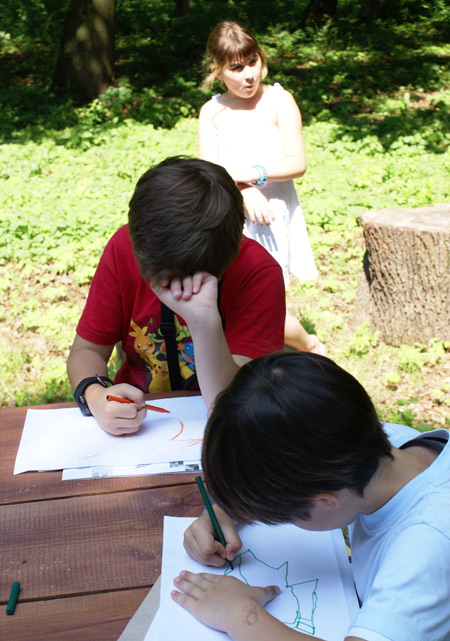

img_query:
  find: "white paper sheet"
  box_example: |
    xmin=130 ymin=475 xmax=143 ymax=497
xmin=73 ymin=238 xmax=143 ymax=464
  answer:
xmin=158 ymin=517 xmax=359 ymax=641
xmin=14 ymin=397 xmax=207 ymax=474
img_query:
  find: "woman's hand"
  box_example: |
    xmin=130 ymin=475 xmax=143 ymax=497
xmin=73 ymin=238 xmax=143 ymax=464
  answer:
xmin=184 ymin=507 xmax=242 ymax=566
xmin=172 ymin=571 xmax=280 ymax=634
xmin=240 ymin=185 xmax=275 ymax=226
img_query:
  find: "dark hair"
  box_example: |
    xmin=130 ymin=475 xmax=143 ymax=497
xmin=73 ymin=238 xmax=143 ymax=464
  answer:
xmin=203 ymin=21 xmax=268 ymax=89
xmin=202 ymin=352 xmax=393 ymax=525
xmin=128 ymin=156 xmax=244 ymax=280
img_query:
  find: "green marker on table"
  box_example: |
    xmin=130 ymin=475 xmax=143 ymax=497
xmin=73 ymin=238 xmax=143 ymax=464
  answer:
xmin=195 ymin=476 xmax=233 ymax=570
xmin=6 ymin=581 xmax=20 ymax=615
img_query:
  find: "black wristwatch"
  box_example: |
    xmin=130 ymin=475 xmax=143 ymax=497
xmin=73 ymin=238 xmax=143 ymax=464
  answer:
xmin=74 ymin=375 xmax=113 ymax=416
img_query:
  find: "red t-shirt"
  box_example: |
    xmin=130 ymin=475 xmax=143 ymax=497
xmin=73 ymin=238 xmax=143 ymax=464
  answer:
xmin=77 ymin=225 xmax=285 ymax=393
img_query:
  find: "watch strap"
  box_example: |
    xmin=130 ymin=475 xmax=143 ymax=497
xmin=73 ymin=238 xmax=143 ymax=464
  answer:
xmin=74 ymin=375 xmax=113 ymax=416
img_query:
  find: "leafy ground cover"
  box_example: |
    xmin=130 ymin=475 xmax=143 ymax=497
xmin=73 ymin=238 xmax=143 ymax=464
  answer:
xmin=1 ymin=1 xmax=449 ymax=429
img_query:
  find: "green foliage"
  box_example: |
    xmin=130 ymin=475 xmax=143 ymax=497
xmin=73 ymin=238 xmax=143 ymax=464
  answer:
xmin=379 ymin=397 xmax=427 ymax=430
xmin=0 ymin=0 xmax=65 ymax=42
xmin=346 ymin=324 xmax=380 ymax=357
xmin=378 ymin=397 xmax=435 ymax=433
xmin=1 ymin=0 xmax=450 ymax=137
xmin=397 ymin=340 xmax=450 ymax=373
xmin=384 ymin=371 xmax=401 ymax=390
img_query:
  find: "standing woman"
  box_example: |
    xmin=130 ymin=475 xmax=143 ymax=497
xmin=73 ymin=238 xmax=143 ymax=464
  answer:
xmin=199 ymin=21 xmax=324 ymax=354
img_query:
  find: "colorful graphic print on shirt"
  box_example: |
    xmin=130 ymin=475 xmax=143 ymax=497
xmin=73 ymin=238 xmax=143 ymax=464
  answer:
xmin=128 ymin=317 xmax=196 ymax=393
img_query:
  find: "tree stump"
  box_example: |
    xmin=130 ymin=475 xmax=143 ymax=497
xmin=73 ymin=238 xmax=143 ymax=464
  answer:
xmin=353 ymin=204 xmax=450 ymax=345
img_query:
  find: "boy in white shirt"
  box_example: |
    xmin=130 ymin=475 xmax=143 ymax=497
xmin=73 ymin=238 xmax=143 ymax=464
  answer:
xmin=177 ymin=352 xmax=450 ymax=641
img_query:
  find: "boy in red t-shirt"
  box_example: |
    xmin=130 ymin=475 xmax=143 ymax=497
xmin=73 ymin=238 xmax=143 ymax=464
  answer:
xmin=67 ymin=156 xmax=285 ymax=435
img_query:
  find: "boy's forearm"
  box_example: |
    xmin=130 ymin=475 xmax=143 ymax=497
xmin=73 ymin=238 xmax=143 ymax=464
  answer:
xmin=67 ymin=335 xmax=116 ymax=395
xmin=149 ymin=274 xmax=243 ymax=410
xmin=226 ymin=604 xmax=324 ymax=641
xmin=188 ymin=312 xmax=240 ymax=411
xmin=67 ymin=345 xmax=110 ymax=389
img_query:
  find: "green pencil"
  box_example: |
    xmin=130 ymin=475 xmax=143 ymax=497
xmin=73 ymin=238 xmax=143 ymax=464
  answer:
xmin=6 ymin=581 xmax=20 ymax=615
xmin=195 ymin=476 xmax=233 ymax=570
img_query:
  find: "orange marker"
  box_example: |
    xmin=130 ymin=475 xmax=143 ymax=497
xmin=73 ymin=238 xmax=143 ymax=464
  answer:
xmin=106 ymin=395 xmax=170 ymax=414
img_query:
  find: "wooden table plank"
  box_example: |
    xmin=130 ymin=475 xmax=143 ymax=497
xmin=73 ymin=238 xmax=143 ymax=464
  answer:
xmin=0 ymin=394 xmax=204 ymax=641
xmin=1 ymin=588 xmax=148 ymax=641
xmin=1 ymin=484 xmax=203 ymax=602
xmin=1 ymin=462 xmax=200 ymax=505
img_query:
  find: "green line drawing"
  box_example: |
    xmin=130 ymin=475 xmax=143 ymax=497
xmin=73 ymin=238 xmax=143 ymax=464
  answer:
xmin=224 ymin=549 xmax=318 ymax=635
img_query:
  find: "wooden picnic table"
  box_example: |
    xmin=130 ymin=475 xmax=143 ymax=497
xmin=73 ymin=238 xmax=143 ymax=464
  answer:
xmin=0 ymin=393 xmax=205 ymax=640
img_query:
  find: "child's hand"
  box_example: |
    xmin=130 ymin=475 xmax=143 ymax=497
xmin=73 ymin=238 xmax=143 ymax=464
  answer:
xmin=241 ymin=186 xmax=274 ymax=226
xmin=304 ymin=334 xmax=327 ymax=356
xmin=156 ymin=272 xmax=209 ymax=302
xmin=172 ymin=571 xmax=280 ymax=634
xmin=85 ymin=382 xmax=147 ymax=436
xmin=151 ymin=272 xmax=220 ymax=326
xmin=184 ymin=508 xmax=242 ymax=566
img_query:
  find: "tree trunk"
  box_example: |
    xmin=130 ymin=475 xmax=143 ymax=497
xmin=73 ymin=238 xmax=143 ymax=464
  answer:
xmin=175 ymin=0 xmax=191 ymax=16
xmin=52 ymin=0 xmax=115 ymax=104
xmin=360 ymin=0 xmax=390 ymax=20
xmin=301 ymin=0 xmax=338 ymax=28
xmin=353 ymin=204 xmax=450 ymax=345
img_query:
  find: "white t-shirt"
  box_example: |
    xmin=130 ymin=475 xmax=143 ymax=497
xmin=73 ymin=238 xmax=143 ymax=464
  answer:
xmin=348 ymin=423 xmax=450 ymax=641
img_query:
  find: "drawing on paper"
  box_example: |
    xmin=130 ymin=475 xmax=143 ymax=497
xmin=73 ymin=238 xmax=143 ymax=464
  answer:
xmin=224 ymin=549 xmax=318 ymax=635
xmin=150 ymin=419 xmax=203 ymax=457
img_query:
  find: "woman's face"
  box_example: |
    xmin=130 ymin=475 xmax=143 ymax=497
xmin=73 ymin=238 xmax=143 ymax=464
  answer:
xmin=217 ymin=53 xmax=263 ymax=100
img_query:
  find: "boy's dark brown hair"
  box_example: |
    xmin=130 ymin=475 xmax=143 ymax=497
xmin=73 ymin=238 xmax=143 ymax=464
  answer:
xmin=128 ymin=156 xmax=245 ymax=280
xmin=202 ymin=352 xmax=393 ymax=525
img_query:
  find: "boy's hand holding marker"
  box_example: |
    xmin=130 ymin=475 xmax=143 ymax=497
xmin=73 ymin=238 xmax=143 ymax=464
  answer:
xmin=177 ymin=478 xmax=281 ymax=637
xmin=106 ymin=395 xmax=170 ymax=413
xmin=84 ymin=382 xmax=148 ymax=436
xmin=183 ymin=503 xmax=241 ymax=567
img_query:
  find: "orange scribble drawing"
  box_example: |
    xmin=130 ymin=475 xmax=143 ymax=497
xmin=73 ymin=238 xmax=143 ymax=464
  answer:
xmin=171 ymin=420 xmax=184 ymax=441
xmin=151 ymin=418 xmax=203 ymax=455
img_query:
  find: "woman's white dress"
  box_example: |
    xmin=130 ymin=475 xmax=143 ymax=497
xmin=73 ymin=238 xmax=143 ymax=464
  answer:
xmin=212 ymin=83 xmax=318 ymax=285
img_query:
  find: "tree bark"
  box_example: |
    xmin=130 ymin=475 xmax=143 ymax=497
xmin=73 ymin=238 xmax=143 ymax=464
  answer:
xmin=175 ymin=0 xmax=191 ymax=16
xmin=360 ymin=0 xmax=390 ymax=20
xmin=52 ymin=0 xmax=115 ymax=104
xmin=353 ymin=204 xmax=450 ymax=344
xmin=301 ymin=0 xmax=338 ymax=28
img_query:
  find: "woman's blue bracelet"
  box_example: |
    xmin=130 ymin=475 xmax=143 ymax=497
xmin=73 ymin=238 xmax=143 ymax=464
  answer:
xmin=252 ymin=164 xmax=267 ymax=186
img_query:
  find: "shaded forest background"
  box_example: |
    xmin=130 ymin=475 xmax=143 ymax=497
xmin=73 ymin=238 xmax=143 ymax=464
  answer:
xmin=1 ymin=0 xmax=449 ymax=137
